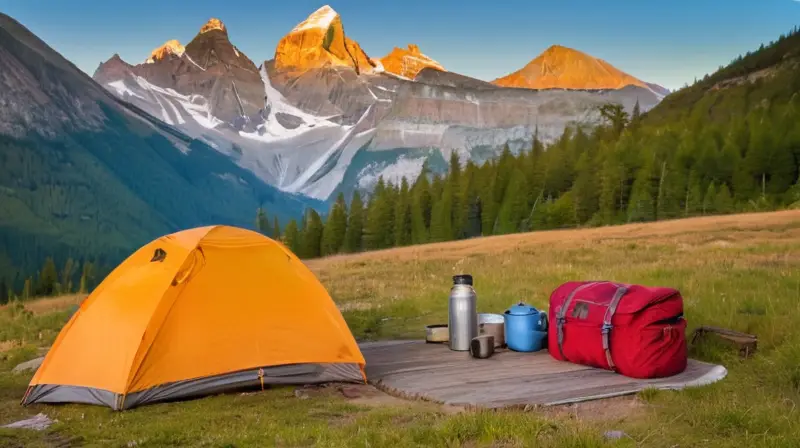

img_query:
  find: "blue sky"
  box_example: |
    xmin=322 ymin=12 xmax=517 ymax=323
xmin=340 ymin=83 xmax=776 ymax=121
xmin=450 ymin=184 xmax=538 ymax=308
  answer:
xmin=1 ymin=0 xmax=798 ymax=90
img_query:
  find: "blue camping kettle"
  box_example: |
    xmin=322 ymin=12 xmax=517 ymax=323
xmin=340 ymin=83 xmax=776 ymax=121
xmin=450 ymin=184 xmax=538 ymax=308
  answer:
xmin=503 ymin=302 xmax=549 ymax=352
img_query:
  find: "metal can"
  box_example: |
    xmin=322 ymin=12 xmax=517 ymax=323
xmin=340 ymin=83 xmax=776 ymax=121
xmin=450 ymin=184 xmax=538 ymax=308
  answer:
xmin=448 ymin=274 xmax=478 ymax=351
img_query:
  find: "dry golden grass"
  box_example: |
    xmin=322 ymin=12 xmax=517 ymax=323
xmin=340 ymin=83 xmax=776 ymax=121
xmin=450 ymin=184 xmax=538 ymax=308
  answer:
xmin=0 ymin=294 xmax=86 ymax=315
xmin=0 ymin=340 xmax=20 ymax=354
xmin=308 ymin=209 xmax=800 ymax=265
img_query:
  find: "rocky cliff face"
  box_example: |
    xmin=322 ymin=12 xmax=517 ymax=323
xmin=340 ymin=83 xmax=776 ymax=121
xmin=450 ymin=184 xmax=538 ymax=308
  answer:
xmin=93 ymin=5 xmax=668 ymax=202
xmin=377 ymin=44 xmax=445 ymax=79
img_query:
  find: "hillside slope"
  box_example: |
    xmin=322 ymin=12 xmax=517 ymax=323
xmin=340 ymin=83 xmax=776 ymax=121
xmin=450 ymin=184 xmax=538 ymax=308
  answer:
xmin=0 ymin=13 xmax=318 ymax=284
xmin=643 ymin=28 xmax=800 ymax=124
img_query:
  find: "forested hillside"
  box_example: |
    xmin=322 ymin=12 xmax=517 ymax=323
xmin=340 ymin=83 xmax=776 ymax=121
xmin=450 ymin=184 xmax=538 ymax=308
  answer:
xmin=270 ymin=27 xmax=800 ymax=258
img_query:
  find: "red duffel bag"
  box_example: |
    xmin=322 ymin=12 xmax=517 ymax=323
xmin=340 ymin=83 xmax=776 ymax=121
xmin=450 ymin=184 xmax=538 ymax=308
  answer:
xmin=547 ymin=281 xmax=687 ymax=379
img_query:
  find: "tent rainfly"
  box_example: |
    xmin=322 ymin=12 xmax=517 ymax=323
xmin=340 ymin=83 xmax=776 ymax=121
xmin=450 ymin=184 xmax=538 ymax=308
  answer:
xmin=22 ymin=225 xmax=366 ymax=410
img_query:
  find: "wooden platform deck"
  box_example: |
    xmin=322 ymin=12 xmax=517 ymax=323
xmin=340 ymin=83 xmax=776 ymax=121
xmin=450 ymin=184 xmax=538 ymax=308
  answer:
xmin=360 ymin=340 xmax=727 ymax=408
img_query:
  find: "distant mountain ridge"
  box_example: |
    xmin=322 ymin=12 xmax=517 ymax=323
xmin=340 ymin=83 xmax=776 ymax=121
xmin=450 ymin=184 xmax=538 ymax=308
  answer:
xmin=492 ymin=45 xmax=668 ymax=96
xmin=92 ymin=5 xmax=667 ymax=202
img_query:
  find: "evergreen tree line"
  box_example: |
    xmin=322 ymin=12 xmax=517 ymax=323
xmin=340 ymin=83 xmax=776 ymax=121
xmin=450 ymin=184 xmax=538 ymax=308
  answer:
xmin=0 ymin=257 xmax=98 ymax=305
xmin=257 ymin=95 xmax=800 ymax=259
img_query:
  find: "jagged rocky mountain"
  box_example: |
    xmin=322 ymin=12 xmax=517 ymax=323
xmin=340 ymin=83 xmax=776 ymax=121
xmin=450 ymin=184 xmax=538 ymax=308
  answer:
xmin=93 ymin=5 xmax=669 ymax=201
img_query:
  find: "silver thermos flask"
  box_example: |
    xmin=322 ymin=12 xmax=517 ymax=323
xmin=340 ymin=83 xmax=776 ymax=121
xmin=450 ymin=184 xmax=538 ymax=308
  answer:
xmin=448 ymin=274 xmax=478 ymax=351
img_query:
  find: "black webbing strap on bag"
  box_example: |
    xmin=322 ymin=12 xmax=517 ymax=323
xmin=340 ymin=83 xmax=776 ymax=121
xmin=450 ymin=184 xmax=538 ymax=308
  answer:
xmin=601 ymin=285 xmax=629 ymax=371
xmin=556 ymin=281 xmax=602 ymax=361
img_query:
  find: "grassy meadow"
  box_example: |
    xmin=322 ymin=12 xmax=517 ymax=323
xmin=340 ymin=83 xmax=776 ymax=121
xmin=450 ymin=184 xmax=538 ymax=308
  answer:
xmin=2 ymin=210 xmax=800 ymax=447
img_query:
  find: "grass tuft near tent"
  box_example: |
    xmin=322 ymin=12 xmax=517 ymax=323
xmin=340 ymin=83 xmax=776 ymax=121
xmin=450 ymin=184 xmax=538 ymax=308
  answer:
xmin=2 ymin=210 xmax=800 ymax=447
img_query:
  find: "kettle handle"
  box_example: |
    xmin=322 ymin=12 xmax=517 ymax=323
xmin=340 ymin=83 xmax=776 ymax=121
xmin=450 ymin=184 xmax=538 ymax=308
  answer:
xmin=538 ymin=311 xmax=549 ymax=331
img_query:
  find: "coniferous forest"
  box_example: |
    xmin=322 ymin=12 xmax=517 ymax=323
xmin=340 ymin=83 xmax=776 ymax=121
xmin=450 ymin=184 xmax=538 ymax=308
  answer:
xmin=4 ymin=28 xmax=800 ymax=303
xmin=259 ymin=28 xmax=800 ymax=260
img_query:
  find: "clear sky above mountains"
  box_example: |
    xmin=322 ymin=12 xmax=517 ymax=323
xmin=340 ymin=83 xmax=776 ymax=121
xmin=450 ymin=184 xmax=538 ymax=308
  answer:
xmin=1 ymin=0 xmax=798 ymax=90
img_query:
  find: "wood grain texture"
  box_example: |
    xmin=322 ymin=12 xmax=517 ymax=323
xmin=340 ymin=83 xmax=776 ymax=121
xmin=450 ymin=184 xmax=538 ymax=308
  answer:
xmin=360 ymin=340 xmax=726 ymax=408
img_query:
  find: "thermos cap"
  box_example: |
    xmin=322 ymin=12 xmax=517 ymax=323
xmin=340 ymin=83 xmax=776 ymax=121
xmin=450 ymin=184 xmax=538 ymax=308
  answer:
xmin=453 ymin=274 xmax=473 ymax=286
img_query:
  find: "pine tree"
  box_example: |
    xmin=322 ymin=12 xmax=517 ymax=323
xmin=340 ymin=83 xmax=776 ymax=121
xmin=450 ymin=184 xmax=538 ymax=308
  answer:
xmin=544 ymin=128 xmax=575 ymax=195
xmin=60 ymin=258 xmax=75 ymax=294
xmin=480 ymin=165 xmax=500 ymax=235
xmin=685 ymin=173 xmax=704 ymax=216
xmin=572 ymin=151 xmax=600 ymax=223
xmin=694 ymin=130 xmax=721 ymax=183
xmin=343 ymin=190 xmax=365 ymax=253
xmin=599 ymin=148 xmax=624 ymax=224
xmin=410 ymin=166 xmax=432 ymax=244
xmin=300 ymin=209 xmax=324 ymax=259
xmin=429 ymin=182 xmax=454 ymax=242
xmin=364 ymin=178 xmax=395 ymax=250
xmin=627 ymin=164 xmax=656 ymax=222
xmin=529 ymin=196 xmax=553 ymax=230
xmin=548 ymin=192 xmax=577 ymax=229
xmin=715 ymin=183 xmax=735 ymax=214
xmin=321 ymin=193 xmax=348 ymax=256
xmin=284 ymin=219 xmax=301 ymax=255
xmin=598 ymin=103 xmax=630 ymax=139
xmin=496 ymin=168 xmax=529 ymax=234
xmin=37 ymin=257 xmax=58 ymax=297
xmin=22 ymin=277 xmax=32 ymax=300
xmin=272 ymin=216 xmax=281 ymax=239
xmin=447 ymin=151 xmax=465 ymax=240
xmin=526 ymin=131 xmax=547 ymax=202
xmin=460 ymin=161 xmax=481 ymax=237
xmin=0 ymin=278 xmax=7 ymax=305
xmin=718 ymin=136 xmax=742 ymax=188
xmin=702 ymin=181 xmax=718 ymax=215
xmin=383 ymin=182 xmax=398 ymax=246
xmin=656 ymin=162 xmax=685 ymax=220
xmin=79 ymin=261 xmax=94 ymax=294
xmin=394 ymin=178 xmax=412 ymax=247
xmin=745 ymin=112 xmax=795 ymax=196
xmin=256 ymin=207 xmax=272 ymax=236
xmin=630 ymin=99 xmax=642 ymax=130
xmin=493 ymin=144 xmax=516 ymax=204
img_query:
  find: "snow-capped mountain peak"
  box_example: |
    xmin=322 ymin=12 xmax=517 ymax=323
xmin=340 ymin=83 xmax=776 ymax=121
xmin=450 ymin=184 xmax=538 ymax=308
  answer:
xmin=145 ymin=39 xmax=185 ymax=64
xmin=200 ymin=18 xmax=226 ymax=34
xmin=291 ymin=5 xmax=338 ymax=33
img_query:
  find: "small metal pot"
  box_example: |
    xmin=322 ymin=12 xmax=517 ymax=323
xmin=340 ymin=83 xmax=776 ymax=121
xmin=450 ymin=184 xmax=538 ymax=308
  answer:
xmin=478 ymin=313 xmax=505 ymax=348
xmin=470 ymin=335 xmax=495 ymax=359
xmin=425 ymin=324 xmax=449 ymax=343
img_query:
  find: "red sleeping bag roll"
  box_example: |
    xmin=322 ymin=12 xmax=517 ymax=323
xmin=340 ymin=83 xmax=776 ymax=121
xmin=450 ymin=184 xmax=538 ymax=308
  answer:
xmin=547 ymin=281 xmax=687 ymax=379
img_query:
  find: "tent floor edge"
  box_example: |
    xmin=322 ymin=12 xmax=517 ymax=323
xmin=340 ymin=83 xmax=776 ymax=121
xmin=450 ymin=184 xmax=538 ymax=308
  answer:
xmin=24 ymin=362 xmax=365 ymax=410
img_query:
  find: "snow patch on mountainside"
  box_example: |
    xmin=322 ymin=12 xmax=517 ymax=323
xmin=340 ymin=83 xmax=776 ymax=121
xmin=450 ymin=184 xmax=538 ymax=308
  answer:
xmin=108 ymin=80 xmax=144 ymax=99
xmin=184 ymin=54 xmax=206 ymax=71
xmin=292 ymin=5 xmax=338 ymax=32
xmin=357 ymin=155 xmax=428 ymax=189
xmin=123 ymin=75 xmax=222 ymax=129
xmin=239 ymin=67 xmax=341 ymax=145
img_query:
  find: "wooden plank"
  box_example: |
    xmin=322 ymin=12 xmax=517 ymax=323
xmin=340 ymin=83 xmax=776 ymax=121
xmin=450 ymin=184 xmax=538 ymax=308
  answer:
xmin=360 ymin=340 xmax=726 ymax=408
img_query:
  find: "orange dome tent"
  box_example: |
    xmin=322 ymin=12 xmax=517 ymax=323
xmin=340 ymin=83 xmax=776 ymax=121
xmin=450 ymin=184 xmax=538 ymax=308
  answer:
xmin=22 ymin=225 xmax=366 ymax=410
